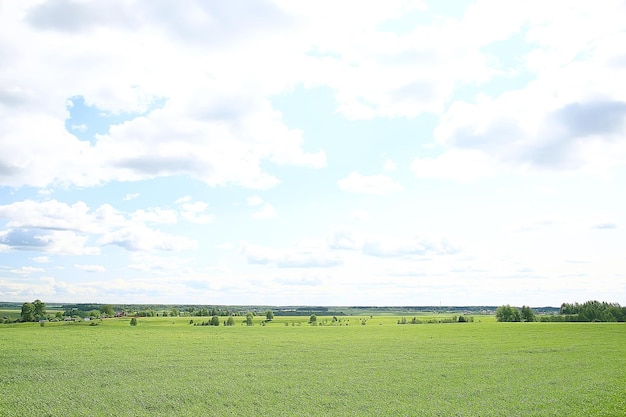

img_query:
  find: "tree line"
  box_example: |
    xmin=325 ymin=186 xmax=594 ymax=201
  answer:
xmin=557 ymin=301 xmax=625 ymax=322
xmin=496 ymin=301 xmax=625 ymax=322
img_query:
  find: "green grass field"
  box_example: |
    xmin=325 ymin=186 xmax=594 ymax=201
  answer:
xmin=1 ymin=317 xmax=624 ymax=416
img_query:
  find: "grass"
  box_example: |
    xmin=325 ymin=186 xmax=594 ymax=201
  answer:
xmin=1 ymin=317 xmax=624 ymax=416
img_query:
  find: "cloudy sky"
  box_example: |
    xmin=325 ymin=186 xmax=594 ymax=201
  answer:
xmin=1 ymin=0 xmax=625 ymax=307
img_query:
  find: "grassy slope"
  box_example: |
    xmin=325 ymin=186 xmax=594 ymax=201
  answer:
xmin=1 ymin=317 xmax=624 ymax=416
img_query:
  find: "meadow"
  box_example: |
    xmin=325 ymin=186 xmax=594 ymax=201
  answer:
xmin=1 ymin=316 xmax=624 ymax=416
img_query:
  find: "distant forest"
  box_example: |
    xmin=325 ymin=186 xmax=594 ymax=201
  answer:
xmin=4 ymin=300 xmax=626 ymax=323
xmin=2 ymin=301 xmax=561 ymax=317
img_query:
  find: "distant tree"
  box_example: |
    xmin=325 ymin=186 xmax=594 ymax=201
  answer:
xmin=171 ymin=308 xmax=179 ymax=317
xmin=309 ymin=315 xmax=317 ymax=324
xmin=560 ymin=302 xmax=579 ymax=315
xmin=210 ymin=315 xmax=220 ymax=326
xmin=21 ymin=302 xmax=34 ymax=322
xmin=33 ymin=299 xmax=46 ymax=320
xmin=496 ymin=305 xmax=521 ymax=322
xmin=245 ymin=313 xmax=254 ymax=326
xmin=100 ymin=305 xmax=115 ymax=317
xmin=266 ymin=310 xmax=274 ymax=321
xmin=211 ymin=307 xmax=218 ymax=316
xmin=138 ymin=309 xmax=155 ymax=317
xmin=520 ymin=305 xmax=536 ymax=322
xmin=130 ymin=317 xmax=138 ymax=326
xmin=226 ymin=316 xmax=235 ymax=326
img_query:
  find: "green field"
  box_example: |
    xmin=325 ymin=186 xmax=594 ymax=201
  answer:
xmin=1 ymin=317 xmax=624 ymax=416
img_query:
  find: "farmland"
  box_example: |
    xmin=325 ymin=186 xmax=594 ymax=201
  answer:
xmin=1 ymin=317 xmax=624 ymax=416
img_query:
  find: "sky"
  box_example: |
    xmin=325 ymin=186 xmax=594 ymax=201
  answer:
xmin=1 ymin=0 xmax=625 ymax=307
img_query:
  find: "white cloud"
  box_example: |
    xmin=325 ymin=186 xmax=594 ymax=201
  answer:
xmin=338 ymin=172 xmax=403 ymax=194
xmin=383 ymin=159 xmax=397 ymax=172
xmin=177 ymin=200 xmax=214 ymax=224
xmin=10 ymin=266 xmax=44 ymax=275
xmin=0 ymin=199 xmax=104 ymax=233
xmin=128 ymin=253 xmax=192 ymax=274
xmin=31 ymin=256 xmax=50 ymax=263
xmin=433 ymin=91 xmax=626 ymax=177
xmin=131 ymin=208 xmax=178 ymax=224
xmin=242 ymin=241 xmax=341 ymax=268
xmin=0 ymin=199 xmax=195 ymax=254
xmin=97 ymin=223 xmax=197 ymax=252
xmin=246 ymin=196 xmax=277 ymax=219
xmin=35 ymin=230 xmax=101 ymax=255
xmin=175 ymin=196 xmax=192 ymax=204
xmin=327 ymin=228 xmax=362 ymax=250
xmin=5 ymin=1 xmax=623 ymax=190
xmin=414 ymin=2 xmax=626 ymax=181
xmin=502 ymin=217 xmax=558 ymax=233
xmin=0 ymin=2 xmax=328 ymax=190
xmin=589 ymin=215 xmax=618 ymax=230
xmin=75 ymin=264 xmax=105 ymax=273
xmin=123 ymin=193 xmax=139 ymax=201
xmin=0 ymin=227 xmax=100 ymax=255
xmin=411 ymin=149 xmax=497 ymax=182
xmin=252 ymin=203 xmax=278 ymax=220
xmin=362 ymin=235 xmax=461 ymax=258
xmin=71 ymin=123 xmax=87 ymax=132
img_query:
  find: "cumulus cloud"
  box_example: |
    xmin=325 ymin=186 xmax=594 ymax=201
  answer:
xmin=0 ymin=2 xmax=327 ymax=190
xmin=0 ymin=199 xmax=196 ymax=254
xmin=383 ymin=159 xmax=397 ymax=172
xmin=176 ymin=200 xmax=214 ymax=224
xmin=0 ymin=228 xmax=100 ymax=255
xmin=131 ymin=208 xmax=178 ymax=225
xmin=75 ymin=264 xmax=105 ymax=273
xmin=31 ymin=256 xmax=50 ymax=263
xmin=242 ymin=241 xmax=341 ymax=268
xmin=6 ymin=1 xmax=624 ymax=190
xmin=338 ymin=172 xmax=403 ymax=194
xmin=123 ymin=193 xmax=139 ymax=201
xmin=0 ymin=200 xmax=103 ymax=233
xmin=10 ymin=266 xmax=44 ymax=275
xmin=128 ymin=253 xmax=192 ymax=274
xmin=97 ymin=224 xmax=197 ymax=252
xmin=411 ymin=2 xmax=626 ymax=181
xmin=327 ymin=228 xmax=362 ymax=250
xmin=589 ymin=216 xmax=618 ymax=230
xmin=361 ymin=235 xmax=460 ymax=258
xmin=502 ymin=217 xmax=558 ymax=233
xmin=246 ymin=196 xmax=277 ymax=219
xmin=252 ymin=203 xmax=278 ymax=220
